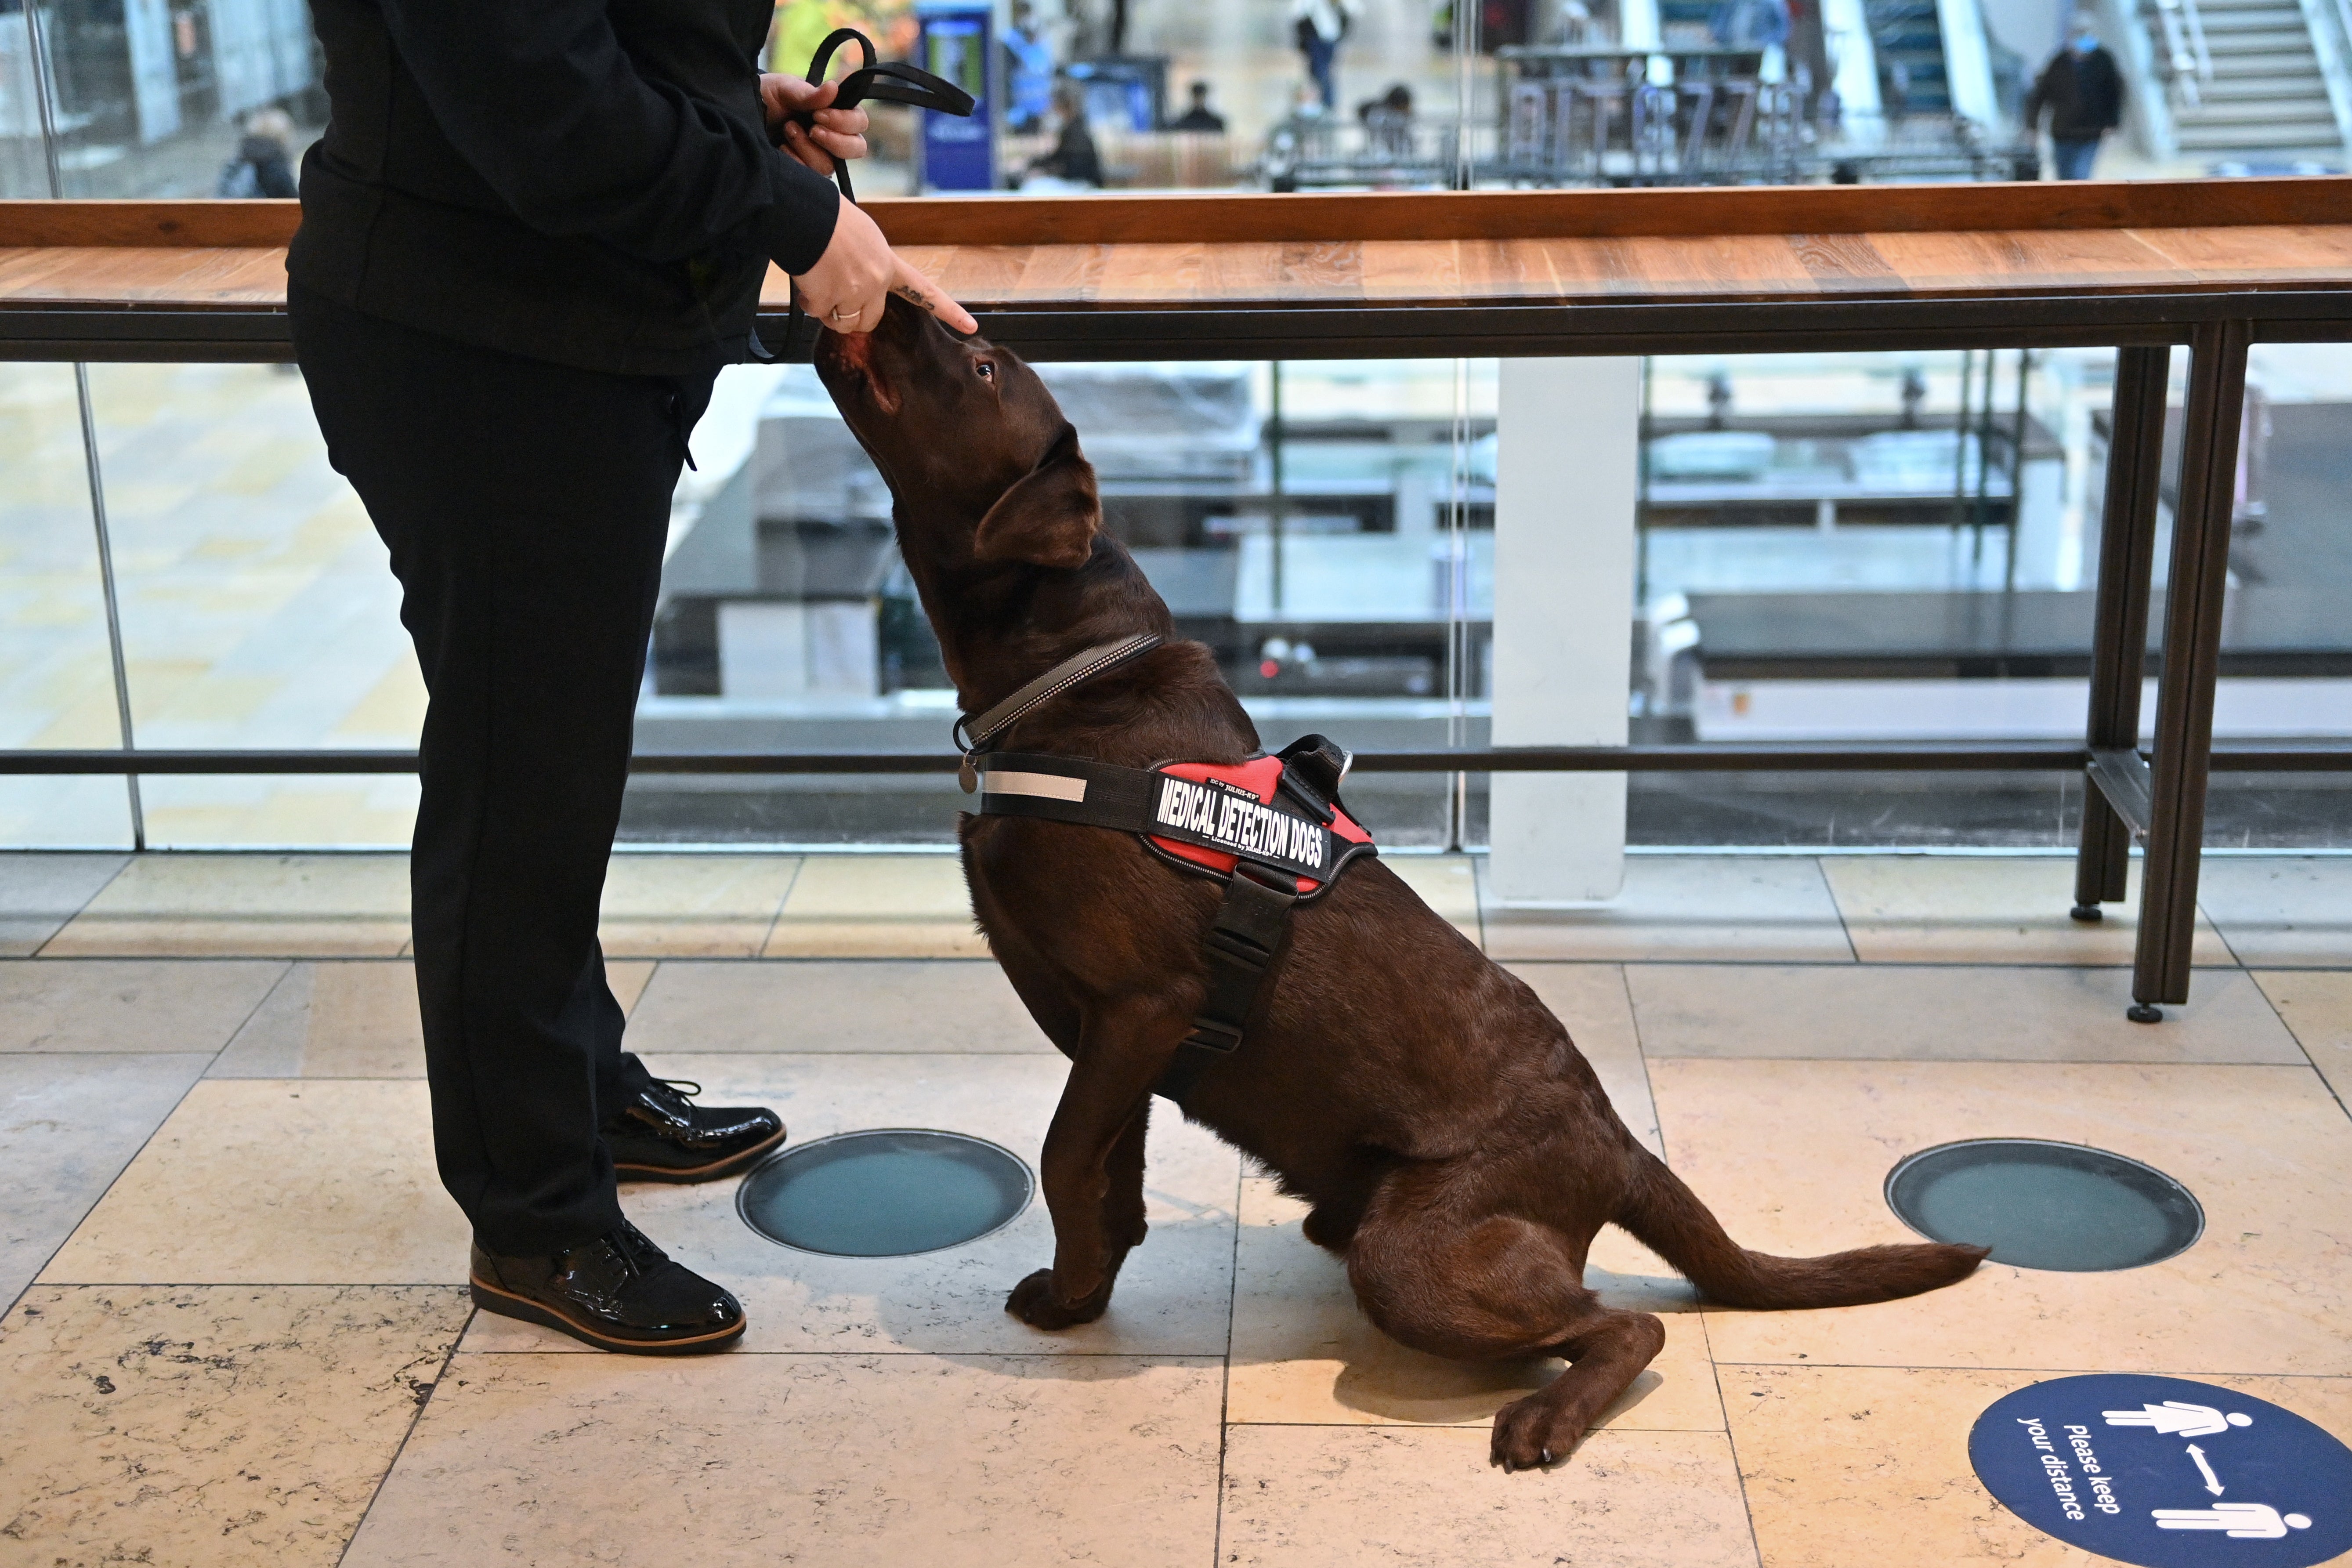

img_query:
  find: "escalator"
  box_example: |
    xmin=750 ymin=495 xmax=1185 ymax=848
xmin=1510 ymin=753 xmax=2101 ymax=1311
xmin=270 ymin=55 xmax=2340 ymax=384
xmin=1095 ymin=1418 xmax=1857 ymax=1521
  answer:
xmin=1865 ymin=0 xmax=1953 ymax=115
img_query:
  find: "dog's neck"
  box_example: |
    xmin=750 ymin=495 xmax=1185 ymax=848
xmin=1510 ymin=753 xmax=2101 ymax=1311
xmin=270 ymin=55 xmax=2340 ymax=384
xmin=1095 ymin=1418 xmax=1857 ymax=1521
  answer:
xmin=896 ymin=509 xmax=1258 ymax=764
xmin=901 ymin=517 xmax=1166 ymax=707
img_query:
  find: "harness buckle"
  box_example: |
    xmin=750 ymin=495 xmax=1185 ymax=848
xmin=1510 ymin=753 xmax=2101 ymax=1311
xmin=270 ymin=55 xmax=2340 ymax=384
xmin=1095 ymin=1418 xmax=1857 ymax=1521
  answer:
xmin=1201 ymin=926 xmax=1277 ymax=972
xmin=1181 ymin=1016 xmax=1246 ymax=1054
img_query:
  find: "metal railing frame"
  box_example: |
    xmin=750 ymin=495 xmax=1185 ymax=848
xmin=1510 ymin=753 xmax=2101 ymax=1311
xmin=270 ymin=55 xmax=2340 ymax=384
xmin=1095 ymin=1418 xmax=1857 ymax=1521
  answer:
xmin=5 ymin=198 xmax=2352 ymax=1019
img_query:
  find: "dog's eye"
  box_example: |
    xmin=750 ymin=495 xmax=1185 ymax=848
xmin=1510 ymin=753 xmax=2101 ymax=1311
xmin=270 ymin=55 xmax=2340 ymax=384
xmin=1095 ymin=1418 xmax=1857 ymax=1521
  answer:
xmin=974 ymin=361 xmax=996 ymax=381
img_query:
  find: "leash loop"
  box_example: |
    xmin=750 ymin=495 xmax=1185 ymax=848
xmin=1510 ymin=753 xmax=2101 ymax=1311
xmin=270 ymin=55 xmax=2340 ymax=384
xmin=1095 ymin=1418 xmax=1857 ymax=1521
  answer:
xmin=758 ymin=27 xmax=978 ymax=364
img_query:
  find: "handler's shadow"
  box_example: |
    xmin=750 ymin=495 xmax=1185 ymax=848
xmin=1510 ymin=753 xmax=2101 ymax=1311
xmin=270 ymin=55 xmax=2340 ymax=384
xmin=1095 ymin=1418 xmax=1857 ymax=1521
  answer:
xmin=1226 ymin=1184 xmax=1701 ymax=1430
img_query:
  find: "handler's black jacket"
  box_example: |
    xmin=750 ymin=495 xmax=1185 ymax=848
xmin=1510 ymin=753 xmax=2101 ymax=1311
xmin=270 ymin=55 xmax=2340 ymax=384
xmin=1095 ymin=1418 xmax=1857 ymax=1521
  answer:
xmin=291 ymin=0 xmax=842 ymax=376
xmin=2024 ymin=46 xmax=2126 ymax=141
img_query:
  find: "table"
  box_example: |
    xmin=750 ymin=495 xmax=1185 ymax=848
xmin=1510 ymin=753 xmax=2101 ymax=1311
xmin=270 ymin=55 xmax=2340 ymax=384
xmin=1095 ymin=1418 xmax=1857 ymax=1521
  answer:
xmin=6 ymin=178 xmax=2351 ymax=1018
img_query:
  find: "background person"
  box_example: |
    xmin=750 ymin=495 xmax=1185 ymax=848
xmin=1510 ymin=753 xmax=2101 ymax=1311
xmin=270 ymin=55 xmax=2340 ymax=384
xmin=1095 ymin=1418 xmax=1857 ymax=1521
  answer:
xmin=289 ymin=0 xmax=974 ymax=1355
xmin=1004 ymin=2 xmax=1060 ymax=131
xmin=1292 ymin=0 xmax=1355 ymax=112
xmin=216 ymin=108 xmax=298 ymax=198
xmin=2025 ymin=12 xmax=2125 ymax=179
xmin=1025 ymin=84 xmax=1105 ymax=186
xmin=1171 ymin=80 xmax=1227 ymax=133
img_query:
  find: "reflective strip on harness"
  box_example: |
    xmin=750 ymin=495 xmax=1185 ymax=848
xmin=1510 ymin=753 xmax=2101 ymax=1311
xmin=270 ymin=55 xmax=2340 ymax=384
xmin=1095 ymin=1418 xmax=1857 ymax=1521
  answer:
xmin=986 ymin=769 xmax=1089 ymax=804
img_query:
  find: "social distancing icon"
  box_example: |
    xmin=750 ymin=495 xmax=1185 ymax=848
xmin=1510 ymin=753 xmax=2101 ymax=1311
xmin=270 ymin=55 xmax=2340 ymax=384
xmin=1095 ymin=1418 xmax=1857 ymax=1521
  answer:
xmin=1971 ymin=1375 xmax=2352 ymax=1568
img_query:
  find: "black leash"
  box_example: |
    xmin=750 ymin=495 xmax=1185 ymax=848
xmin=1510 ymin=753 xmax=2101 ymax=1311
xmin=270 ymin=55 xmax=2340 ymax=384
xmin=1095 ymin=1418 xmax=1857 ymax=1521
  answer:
xmin=758 ymin=27 xmax=977 ymax=364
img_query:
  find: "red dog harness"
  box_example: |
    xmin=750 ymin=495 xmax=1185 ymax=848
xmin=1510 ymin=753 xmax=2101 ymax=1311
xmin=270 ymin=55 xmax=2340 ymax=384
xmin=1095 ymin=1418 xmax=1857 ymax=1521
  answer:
xmin=956 ymin=635 xmax=1378 ymax=1102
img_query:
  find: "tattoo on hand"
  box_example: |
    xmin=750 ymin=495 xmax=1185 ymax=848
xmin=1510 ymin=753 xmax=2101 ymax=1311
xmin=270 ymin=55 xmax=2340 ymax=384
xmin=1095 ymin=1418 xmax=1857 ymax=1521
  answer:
xmin=895 ymin=284 xmax=936 ymax=313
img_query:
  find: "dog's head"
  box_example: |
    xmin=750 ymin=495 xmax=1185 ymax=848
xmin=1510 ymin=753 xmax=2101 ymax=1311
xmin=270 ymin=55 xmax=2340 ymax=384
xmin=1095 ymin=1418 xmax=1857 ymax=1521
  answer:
xmin=815 ymin=295 xmax=1100 ymax=572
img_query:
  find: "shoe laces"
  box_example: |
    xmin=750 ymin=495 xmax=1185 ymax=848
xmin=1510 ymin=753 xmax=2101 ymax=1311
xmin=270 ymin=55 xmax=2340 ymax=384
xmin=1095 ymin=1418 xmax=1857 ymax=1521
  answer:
xmin=646 ymin=1078 xmax=703 ymax=1110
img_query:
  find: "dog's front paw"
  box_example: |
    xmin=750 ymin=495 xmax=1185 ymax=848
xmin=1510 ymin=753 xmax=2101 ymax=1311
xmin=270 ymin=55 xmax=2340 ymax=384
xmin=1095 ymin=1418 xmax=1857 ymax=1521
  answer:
xmin=1005 ymin=1267 xmax=1109 ymax=1329
xmin=1489 ymin=1394 xmax=1581 ymax=1474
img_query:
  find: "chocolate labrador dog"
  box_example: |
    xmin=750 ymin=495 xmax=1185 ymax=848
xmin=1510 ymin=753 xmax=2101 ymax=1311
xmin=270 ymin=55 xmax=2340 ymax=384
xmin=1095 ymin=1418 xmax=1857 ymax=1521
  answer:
xmin=816 ymin=299 xmax=1986 ymax=1471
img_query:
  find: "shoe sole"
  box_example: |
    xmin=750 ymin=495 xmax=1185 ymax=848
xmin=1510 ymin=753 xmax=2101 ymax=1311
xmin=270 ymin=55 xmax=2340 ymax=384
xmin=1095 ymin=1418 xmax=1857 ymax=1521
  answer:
xmin=612 ymin=1123 xmax=789 ymax=1184
xmin=468 ymin=1276 xmax=747 ymax=1355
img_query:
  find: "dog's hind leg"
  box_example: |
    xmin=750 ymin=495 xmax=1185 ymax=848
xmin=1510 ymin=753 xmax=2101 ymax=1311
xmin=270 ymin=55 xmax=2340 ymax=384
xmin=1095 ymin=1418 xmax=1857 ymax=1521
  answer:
xmin=1346 ymin=1173 xmax=1664 ymax=1472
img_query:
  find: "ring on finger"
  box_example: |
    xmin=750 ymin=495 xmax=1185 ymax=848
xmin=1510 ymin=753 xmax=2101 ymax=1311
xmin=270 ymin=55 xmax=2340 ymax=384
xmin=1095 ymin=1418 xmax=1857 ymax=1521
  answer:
xmin=829 ymin=305 xmax=862 ymax=323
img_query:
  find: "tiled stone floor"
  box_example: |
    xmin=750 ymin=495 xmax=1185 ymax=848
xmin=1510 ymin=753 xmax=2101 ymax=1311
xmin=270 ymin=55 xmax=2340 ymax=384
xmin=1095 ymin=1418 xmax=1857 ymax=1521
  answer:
xmin=1 ymin=849 xmax=2348 ymax=1567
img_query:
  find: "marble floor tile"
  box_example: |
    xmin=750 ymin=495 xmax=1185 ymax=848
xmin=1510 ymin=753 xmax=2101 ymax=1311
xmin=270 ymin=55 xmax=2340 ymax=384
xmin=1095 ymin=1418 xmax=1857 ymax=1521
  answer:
xmin=1225 ymin=1177 xmax=1722 ymax=1433
xmin=1721 ymin=1363 xmax=2352 ymax=1568
xmin=0 ymin=956 xmax=284 ymax=1052
xmin=1627 ymin=963 xmax=2305 ymax=1064
xmin=1216 ymin=1425 xmax=1760 ymax=1568
xmin=0 ymin=851 xmax=128 ymax=955
xmin=764 ymin=853 xmax=990 ymax=958
xmin=1650 ymin=1059 xmax=2352 ymax=1376
xmin=598 ymin=853 xmax=802 ymax=958
xmin=1 ymin=1054 xmax=209 ymax=1303
xmin=2254 ymin=968 xmax=2352 ymax=1108
xmin=2198 ymin=857 xmax=2352 ymax=967
xmin=208 ymin=959 xmax=653 ymax=1078
xmin=1482 ymin=855 xmax=1855 ymax=963
xmin=342 ymin=1353 xmax=1222 ymax=1568
xmin=1386 ymin=853 xmax=1483 ymax=943
xmin=43 ymin=853 xmax=412 ymax=956
xmin=462 ymin=1053 xmax=1240 ymax=1356
xmin=40 ymin=1078 xmax=471 ymax=1286
xmin=1822 ymin=855 xmax=2231 ymax=965
xmin=1502 ymin=962 xmax=1661 ymax=1152
xmin=623 ymin=959 xmax=1054 ymax=1054
xmin=0 ymin=1283 xmax=469 ymax=1568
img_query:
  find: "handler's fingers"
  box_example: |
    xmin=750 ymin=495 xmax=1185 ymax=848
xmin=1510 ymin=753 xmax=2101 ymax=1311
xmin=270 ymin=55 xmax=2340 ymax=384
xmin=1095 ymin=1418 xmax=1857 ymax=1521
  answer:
xmin=761 ymin=73 xmax=839 ymax=124
xmin=890 ymin=257 xmax=977 ymax=336
xmin=811 ymin=104 xmax=870 ymax=141
xmin=808 ymin=124 xmax=869 ymax=163
xmin=778 ymin=120 xmax=836 ymax=177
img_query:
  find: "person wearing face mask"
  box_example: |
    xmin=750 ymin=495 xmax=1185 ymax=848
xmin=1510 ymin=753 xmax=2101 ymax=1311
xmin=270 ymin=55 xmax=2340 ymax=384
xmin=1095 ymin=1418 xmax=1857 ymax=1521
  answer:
xmin=2024 ymin=12 xmax=2126 ymax=179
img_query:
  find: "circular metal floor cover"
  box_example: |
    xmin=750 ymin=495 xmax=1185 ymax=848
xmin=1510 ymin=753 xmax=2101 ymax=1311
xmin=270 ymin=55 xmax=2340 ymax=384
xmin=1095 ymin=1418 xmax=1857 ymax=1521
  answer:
xmin=1886 ymin=1138 xmax=2204 ymax=1272
xmin=737 ymin=1130 xmax=1033 ymax=1257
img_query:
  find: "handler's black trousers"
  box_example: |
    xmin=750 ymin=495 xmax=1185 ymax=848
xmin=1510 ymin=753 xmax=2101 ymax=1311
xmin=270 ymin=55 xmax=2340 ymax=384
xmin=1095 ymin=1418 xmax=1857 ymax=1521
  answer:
xmin=291 ymin=286 xmax=713 ymax=1256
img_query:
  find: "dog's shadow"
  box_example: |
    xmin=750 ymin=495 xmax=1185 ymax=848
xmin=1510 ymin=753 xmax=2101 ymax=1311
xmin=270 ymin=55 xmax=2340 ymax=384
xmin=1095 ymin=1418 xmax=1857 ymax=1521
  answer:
xmin=1230 ymin=1196 xmax=1699 ymax=1429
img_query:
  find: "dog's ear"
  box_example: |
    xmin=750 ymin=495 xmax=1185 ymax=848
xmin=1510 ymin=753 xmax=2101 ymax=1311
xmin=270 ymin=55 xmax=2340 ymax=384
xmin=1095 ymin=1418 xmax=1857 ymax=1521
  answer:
xmin=972 ymin=425 xmax=1100 ymax=570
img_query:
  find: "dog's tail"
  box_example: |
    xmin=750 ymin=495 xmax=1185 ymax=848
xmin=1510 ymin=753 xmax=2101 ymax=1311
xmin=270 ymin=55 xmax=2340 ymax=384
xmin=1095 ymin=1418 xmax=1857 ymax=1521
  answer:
xmin=1614 ymin=1145 xmax=1987 ymax=1310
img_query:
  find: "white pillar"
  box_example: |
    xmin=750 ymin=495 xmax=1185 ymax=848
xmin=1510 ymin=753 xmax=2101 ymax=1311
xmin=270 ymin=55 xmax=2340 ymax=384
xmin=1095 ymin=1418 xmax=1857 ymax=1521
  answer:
xmin=1487 ymin=357 xmax=1640 ymax=905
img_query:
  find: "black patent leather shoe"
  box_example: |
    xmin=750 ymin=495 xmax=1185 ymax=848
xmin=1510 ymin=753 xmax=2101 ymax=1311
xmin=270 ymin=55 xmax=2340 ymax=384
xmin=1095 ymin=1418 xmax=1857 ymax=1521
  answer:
xmin=469 ymin=1221 xmax=745 ymax=1354
xmin=602 ymin=1078 xmax=785 ymax=1183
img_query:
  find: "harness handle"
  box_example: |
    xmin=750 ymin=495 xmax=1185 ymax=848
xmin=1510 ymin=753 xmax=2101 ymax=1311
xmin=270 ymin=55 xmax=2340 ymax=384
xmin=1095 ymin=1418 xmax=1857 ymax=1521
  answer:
xmin=757 ymin=28 xmax=978 ymax=364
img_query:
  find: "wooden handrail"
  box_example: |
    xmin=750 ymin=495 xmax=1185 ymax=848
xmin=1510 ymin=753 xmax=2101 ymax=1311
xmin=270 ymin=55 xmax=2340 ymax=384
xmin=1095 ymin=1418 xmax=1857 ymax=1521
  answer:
xmin=5 ymin=176 xmax=2352 ymax=252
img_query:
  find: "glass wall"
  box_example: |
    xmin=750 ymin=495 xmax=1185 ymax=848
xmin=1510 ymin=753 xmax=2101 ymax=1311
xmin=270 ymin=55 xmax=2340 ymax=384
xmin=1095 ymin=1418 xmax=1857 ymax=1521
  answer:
xmin=625 ymin=356 xmax=1496 ymax=848
xmin=5 ymin=0 xmax=2349 ymax=850
xmin=82 ymin=361 xmax=420 ymax=847
xmin=0 ymin=362 xmax=135 ymax=846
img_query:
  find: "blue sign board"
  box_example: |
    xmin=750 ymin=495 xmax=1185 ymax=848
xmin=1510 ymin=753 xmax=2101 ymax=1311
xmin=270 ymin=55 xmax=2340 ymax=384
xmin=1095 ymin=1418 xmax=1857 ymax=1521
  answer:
xmin=1971 ymin=1375 xmax=2352 ymax=1568
xmin=915 ymin=1 xmax=995 ymax=192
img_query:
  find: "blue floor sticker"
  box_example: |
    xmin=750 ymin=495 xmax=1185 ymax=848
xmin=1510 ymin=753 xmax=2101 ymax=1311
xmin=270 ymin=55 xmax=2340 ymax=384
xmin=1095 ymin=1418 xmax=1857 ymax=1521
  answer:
xmin=1972 ymin=1375 xmax=2352 ymax=1568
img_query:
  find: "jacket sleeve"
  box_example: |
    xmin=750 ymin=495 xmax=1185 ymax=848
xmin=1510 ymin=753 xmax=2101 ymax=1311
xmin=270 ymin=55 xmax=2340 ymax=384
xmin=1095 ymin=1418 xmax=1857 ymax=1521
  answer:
xmin=373 ymin=0 xmax=840 ymax=273
xmin=2022 ymin=63 xmax=2048 ymax=131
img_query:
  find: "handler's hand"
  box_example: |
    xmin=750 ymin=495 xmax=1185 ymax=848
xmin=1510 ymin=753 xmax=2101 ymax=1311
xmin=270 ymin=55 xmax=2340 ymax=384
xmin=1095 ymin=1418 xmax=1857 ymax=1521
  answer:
xmin=793 ymin=199 xmax=979 ymax=337
xmin=761 ymin=74 xmax=868 ymax=176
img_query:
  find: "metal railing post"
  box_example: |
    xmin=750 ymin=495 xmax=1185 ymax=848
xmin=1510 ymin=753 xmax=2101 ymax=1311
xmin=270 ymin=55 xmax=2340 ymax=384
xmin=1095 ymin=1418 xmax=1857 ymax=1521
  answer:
xmin=2132 ymin=320 xmax=2250 ymax=1020
xmin=2073 ymin=345 xmax=2168 ymax=922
